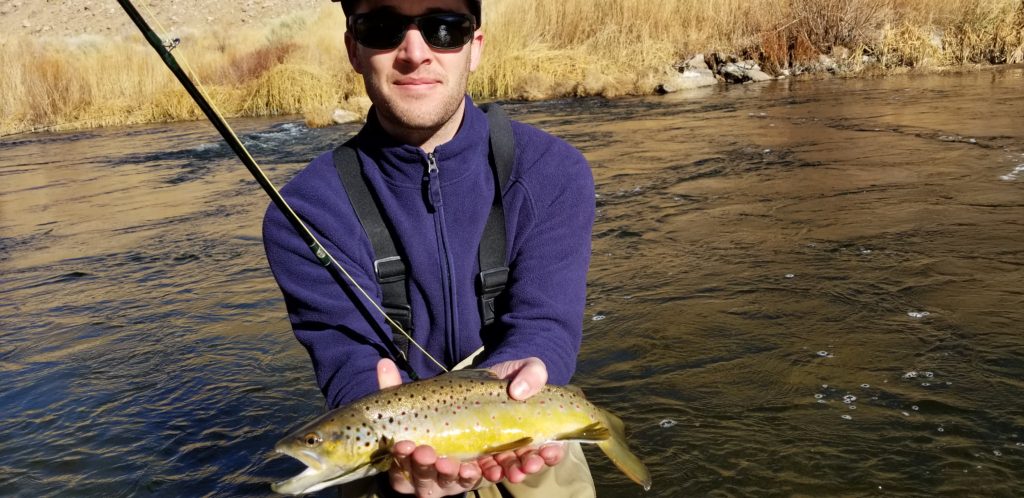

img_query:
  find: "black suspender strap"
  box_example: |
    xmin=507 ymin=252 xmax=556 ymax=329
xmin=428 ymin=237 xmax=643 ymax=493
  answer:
xmin=478 ymin=103 xmax=514 ymax=326
xmin=333 ymin=140 xmax=413 ymax=361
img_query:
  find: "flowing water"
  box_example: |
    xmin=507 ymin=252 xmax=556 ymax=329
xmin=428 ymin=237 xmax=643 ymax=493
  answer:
xmin=1 ymin=68 xmax=1023 ymax=497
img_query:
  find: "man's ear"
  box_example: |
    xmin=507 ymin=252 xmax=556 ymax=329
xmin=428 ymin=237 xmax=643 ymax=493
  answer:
xmin=345 ymin=31 xmax=365 ymax=74
xmin=468 ymin=30 xmax=484 ymax=72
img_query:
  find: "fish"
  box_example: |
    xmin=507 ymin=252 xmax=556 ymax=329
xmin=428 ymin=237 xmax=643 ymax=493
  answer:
xmin=271 ymin=369 xmax=651 ymax=495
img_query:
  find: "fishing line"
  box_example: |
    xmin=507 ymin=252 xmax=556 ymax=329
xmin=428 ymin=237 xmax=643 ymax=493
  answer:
xmin=115 ymin=0 xmax=447 ymax=376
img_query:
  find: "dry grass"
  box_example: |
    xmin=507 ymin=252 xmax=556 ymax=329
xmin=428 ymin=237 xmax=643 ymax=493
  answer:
xmin=2 ymin=0 xmax=1022 ymax=135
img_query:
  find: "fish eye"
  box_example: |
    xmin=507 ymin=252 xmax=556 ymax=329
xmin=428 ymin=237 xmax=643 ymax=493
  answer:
xmin=302 ymin=432 xmax=323 ymax=447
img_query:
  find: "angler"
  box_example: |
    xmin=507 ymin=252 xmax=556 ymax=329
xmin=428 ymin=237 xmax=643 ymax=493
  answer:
xmin=261 ymin=0 xmax=601 ymax=495
xmin=116 ymin=0 xmax=615 ymax=495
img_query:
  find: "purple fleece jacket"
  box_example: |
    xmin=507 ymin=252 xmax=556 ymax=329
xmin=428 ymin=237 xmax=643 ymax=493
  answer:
xmin=263 ymin=96 xmax=594 ymax=408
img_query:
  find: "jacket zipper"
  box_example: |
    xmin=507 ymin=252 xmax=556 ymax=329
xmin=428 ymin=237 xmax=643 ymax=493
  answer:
xmin=425 ymin=152 xmax=459 ymax=366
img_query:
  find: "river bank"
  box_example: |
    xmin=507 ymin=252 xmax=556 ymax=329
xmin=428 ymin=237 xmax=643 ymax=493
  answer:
xmin=1 ymin=0 xmax=1022 ymax=136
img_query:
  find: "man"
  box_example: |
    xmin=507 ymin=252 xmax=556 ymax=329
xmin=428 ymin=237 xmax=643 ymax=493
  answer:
xmin=262 ymin=0 xmax=596 ymax=496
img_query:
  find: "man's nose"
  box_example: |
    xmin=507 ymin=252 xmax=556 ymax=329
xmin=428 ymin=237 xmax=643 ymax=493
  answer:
xmin=396 ymin=24 xmax=432 ymax=64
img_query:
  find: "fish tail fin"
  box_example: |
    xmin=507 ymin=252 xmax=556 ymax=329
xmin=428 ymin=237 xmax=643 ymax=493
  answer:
xmin=595 ymin=409 xmax=652 ymax=491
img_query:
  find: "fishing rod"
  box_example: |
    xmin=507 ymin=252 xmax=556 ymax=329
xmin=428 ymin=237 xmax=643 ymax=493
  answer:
xmin=115 ymin=0 xmax=444 ymax=377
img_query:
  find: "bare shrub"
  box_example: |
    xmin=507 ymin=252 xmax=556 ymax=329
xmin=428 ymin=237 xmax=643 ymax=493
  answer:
xmin=790 ymin=0 xmax=893 ymax=51
xmin=220 ymin=41 xmax=298 ymax=84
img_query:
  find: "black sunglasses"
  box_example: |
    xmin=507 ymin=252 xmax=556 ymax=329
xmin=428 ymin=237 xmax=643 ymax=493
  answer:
xmin=348 ymin=11 xmax=477 ymax=51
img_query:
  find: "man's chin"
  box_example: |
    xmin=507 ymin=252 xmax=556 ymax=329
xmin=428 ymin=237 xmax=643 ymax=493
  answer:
xmin=378 ymin=95 xmax=465 ymax=131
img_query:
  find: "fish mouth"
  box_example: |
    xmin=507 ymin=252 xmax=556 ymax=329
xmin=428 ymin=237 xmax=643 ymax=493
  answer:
xmin=271 ymin=447 xmax=376 ymax=495
xmin=271 ymin=447 xmax=343 ymax=496
xmin=274 ymin=442 xmax=326 ymax=471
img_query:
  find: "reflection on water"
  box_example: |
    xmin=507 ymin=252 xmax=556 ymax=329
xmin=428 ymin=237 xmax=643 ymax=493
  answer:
xmin=2 ymin=68 xmax=1023 ymax=496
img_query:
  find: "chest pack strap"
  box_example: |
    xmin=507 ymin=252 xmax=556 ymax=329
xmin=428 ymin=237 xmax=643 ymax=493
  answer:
xmin=332 ymin=103 xmax=514 ymax=358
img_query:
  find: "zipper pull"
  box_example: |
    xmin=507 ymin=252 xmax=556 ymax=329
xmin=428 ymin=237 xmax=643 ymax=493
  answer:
xmin=425 ymin=152 xmax=442 ymax=210
xmin=427 ymin=152 xmax=438 ymax=175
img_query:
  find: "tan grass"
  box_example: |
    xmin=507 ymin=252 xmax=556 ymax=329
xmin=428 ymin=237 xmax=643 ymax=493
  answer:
xmin=2 ymin=0 xmax=1022 ymax=135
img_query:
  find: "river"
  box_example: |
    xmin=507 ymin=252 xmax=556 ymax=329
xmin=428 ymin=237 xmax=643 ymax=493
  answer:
xmin=1 ymin=68 xmax=1022 ymax=497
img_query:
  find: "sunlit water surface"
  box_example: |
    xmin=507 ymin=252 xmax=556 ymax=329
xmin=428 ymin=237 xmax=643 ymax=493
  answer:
xmin=2 ymin=69 xmax=1023 ymax=497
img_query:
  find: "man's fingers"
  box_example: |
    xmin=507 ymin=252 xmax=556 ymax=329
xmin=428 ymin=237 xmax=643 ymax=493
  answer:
xmin=435 ymin=457 xmax=460 ymax=488
xmin=514 ymin=448 xmax=545 ymax=475
xmin=477 ymin=455 xmax=504 ymax=482
xmin=489 ymin=357 xmax=548 ymax=400
xmin=377 ymin=358 xmax=403 ymax=390
xmin=458 ymin=462 xmax=483 ymax=489
xmin=410 ymin=445 xmax=439 ymax=493
xmin=537 ymin=442 xmax=566 ymax=466
xmin=388 ymin=441 xmax=416 ymax=492
xmin=494 ymin=451 xmax=527 ymax=483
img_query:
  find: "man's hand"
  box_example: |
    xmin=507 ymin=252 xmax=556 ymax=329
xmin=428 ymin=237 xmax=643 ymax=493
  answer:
xmin=376 ymin=357 xmax=566 ymax=497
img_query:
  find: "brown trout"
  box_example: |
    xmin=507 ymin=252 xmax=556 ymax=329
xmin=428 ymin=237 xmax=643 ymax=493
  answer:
xmin=271 ymin=369 xmax=651 ymax=494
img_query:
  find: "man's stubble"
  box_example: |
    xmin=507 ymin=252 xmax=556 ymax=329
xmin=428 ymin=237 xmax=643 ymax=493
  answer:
xmin=367 ymin=56 xmax=471 ymax=134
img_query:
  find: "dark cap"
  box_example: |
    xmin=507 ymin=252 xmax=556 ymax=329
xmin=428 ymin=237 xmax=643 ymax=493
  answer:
xmin=332 ymin=1 xmax=482 ymax=24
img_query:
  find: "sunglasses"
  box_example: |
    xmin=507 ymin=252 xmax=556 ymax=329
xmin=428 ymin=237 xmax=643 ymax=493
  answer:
xmin=348 ymin=11 xmax=478 ymax=51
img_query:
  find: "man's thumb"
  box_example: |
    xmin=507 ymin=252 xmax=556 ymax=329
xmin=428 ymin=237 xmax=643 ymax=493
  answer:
xmin=377 ymin=358 xmax=403 ymax=390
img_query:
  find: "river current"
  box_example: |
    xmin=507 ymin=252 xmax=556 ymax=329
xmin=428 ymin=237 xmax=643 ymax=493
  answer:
xmin=1 ymin=69 xmax=1022 ymax=497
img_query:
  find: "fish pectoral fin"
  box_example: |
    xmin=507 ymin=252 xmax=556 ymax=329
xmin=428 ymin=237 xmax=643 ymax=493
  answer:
xmin=482 ymin=437 xmax=534 ymax=454
xmin=370 ymin=436 xmax=394 ymax=472
xmin=368 ymin=448 xmax=393 ymax=472
xmin=555 ymin=422 xmax=611 ymax=442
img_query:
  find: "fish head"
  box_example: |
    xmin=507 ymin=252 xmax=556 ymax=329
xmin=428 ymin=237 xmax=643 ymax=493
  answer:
xmin=271 ymin=410 xmax=389 ymax=495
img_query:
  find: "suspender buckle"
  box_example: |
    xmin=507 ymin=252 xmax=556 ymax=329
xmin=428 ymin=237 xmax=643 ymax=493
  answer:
xmin=374 ymin=256 xmax=406 ymax=283
xmin=382 ymin=304 xmax=414 ymax=333
xmin=477 ymin=267 xmax=509 ymax=325
xmin=477 ymin=267 xmax=509 ymax=295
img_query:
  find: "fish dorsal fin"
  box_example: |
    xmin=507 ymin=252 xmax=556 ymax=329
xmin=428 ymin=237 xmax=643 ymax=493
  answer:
xmin=444 ymin=369 xmax=501 ymax=381
xmin=555 ymin=422 xmax=610 ymax=442
xmin=482 ymin=437 xmax=534 ymax=454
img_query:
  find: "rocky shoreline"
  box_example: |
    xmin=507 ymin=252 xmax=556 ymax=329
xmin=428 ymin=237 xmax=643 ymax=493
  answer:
xmin=654 ymin=51 xmax=1010 ymax=95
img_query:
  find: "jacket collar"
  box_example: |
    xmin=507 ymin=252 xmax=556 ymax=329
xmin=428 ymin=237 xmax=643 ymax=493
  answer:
xmin=354 ymin=95 xmax=489 ymax=187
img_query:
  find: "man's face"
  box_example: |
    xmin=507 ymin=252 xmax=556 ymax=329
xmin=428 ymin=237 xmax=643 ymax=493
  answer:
xmin=345 ymin=0 xmax=484 ymax=135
